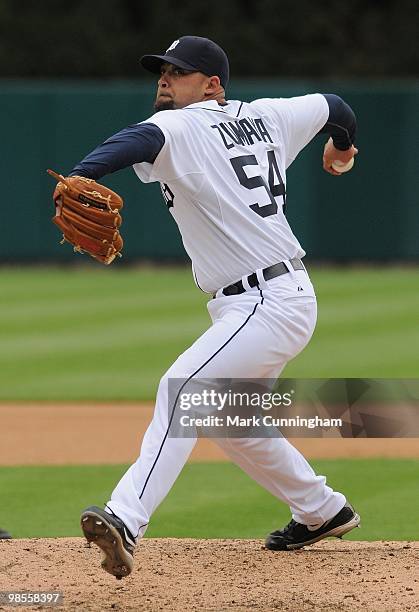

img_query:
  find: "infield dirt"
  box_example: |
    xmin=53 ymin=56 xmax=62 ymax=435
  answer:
xmin=1 ymin=403 xmax=418 ymax=465
xmin=0 ymin=538 xmax=418 ymax=611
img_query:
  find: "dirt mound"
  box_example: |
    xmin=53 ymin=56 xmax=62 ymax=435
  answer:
xmin=0 ymin=538 xmax=417 ymax=611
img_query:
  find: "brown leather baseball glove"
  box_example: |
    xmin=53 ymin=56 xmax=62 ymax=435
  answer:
xmin=47 ymin=169 xmax=123 ymax=265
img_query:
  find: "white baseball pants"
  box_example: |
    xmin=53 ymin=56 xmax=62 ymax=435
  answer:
xmin=106 ymin=267 xmax=346 ymax=538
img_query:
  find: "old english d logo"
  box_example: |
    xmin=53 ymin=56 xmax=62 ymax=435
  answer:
xmin=166 ymin=40 xmax=180 ymax=53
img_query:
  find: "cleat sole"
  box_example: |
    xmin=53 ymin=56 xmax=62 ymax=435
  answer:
xmin=81 ymin=510 xmax=133 ymax=579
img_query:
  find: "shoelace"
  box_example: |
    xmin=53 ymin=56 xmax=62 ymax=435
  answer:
xmin=275 ymin=519 xmax=298 ymax=536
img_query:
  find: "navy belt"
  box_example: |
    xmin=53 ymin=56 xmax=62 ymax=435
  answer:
xmin=221 ymin=258 xmax=305 ymax=296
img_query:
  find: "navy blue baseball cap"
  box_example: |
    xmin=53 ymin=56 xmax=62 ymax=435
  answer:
xmin=140 ymin=36 xmax=229 ymax=89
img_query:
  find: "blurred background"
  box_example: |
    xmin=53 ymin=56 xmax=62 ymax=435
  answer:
xmin=0 ymin=0 xmax=418 ymax=393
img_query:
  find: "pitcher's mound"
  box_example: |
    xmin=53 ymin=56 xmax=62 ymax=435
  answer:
xmin=0 ymin=538 xmax=417 ymax=611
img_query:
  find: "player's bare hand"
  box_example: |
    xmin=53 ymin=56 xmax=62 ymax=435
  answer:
xmin=323 ymin=137 xmax=358 ymax=175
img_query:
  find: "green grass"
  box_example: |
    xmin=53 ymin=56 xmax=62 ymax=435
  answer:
xmin=1 ymin=460 xmax=418 ymax=540
xmin=0 ymin=265 xmax=418 ymax=400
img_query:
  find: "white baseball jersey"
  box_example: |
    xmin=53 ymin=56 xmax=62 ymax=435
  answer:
xmin=134 ymin=94 xmax=329 ymax=294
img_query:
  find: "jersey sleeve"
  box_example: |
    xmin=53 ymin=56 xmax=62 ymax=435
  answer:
xmin=133 ymin=110 xmax=204 ymax=184
xmin=320 ymin=94 xmax=357 ymax=150
xmin=251 ymin=94 xmax=329 ymax=169
xmin=69 ymin=123 xmax=165 ymax=180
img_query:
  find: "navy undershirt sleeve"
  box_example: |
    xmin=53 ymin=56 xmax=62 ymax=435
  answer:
xmin=320 ymin=94 xmax=357 ymax=150
xmin=69 ymin=122 xmax=165 ymax=180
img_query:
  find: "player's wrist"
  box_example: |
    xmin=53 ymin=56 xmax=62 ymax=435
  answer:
xmin=331 ymin=139 xmax=355 ymax=152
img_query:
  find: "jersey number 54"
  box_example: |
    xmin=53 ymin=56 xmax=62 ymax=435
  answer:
xmin=230 ymin=150 xmax=285 ymax=218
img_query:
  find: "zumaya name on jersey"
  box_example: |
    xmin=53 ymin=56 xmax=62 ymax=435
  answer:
xmin=211 ymin=116 xmax=274 ymax=150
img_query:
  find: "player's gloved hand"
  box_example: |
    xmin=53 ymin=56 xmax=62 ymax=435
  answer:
xmin=47 ymin=170 xmax=124 ymax=265
xmin=322 ymin=137 xmax=358 ymax=176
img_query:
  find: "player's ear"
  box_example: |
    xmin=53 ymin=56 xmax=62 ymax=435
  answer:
xmin=203 ymin=76 xmax=224 ymax=101
xmin=205 ymin=75 xmax=222 ymax=94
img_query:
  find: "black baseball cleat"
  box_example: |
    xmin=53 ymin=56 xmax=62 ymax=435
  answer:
xmin=265 ymin=502 xmax=360 ymax=551
xmin=0 ymin=528 xmax=12 ymax=539
xmin=81 ymin=506 xmax=136 ymax=579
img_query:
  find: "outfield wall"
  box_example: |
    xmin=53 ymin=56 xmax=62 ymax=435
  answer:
xmin=2 ymin=80 xmax=418 ymax=262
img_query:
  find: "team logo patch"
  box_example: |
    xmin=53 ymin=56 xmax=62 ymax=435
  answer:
xmin=166 ymin=40 xmax=180 ymax=53
xmin=161 ymin=183 xmax=175 ymax=209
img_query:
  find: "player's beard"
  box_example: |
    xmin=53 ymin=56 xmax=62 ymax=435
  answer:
xmin=154 ymin=98 xmax=175 ymax=112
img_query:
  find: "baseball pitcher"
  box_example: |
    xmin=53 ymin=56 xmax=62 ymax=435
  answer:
xmin=50 ymin=36 xmax=360 ymax=579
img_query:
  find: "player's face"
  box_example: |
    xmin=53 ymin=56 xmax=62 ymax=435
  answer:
xmin=154 ymin=63 xmax=212 ymax=111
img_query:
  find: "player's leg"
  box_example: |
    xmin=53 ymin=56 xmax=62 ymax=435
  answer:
xmin=204 ymin=287 xmax=346 ymax=525
xmin=103 ymin=372 xmax=198 ymax=540
xmin=99 ymin=289 xmax=275 ymax=543
xmin=81 ymin=364 xmax=201 ymax=577
xmin=214 ymin=436 xmax=345 ymax=525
